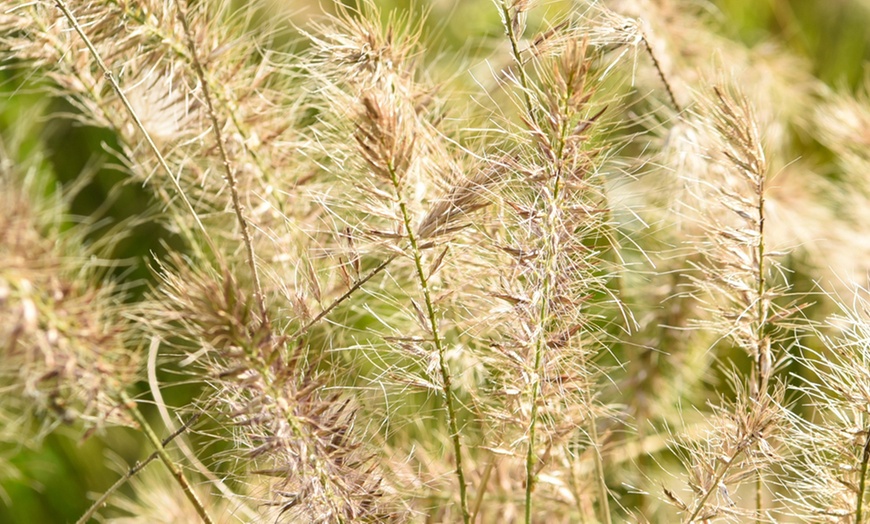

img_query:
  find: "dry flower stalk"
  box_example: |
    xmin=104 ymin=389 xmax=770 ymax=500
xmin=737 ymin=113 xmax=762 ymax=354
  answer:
xmin=494 ymin=5 xmax=619 ymax=521
xmin=677 ymin=85 xmax=805 ymax=522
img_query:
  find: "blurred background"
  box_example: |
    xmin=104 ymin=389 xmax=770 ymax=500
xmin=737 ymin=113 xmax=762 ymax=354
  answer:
xmin=2 ymin=0 xmax=870 ymax=522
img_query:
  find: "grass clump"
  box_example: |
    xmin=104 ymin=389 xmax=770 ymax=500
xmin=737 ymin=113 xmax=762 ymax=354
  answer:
xmin=4 ymin=0 xmax=870 ymax=522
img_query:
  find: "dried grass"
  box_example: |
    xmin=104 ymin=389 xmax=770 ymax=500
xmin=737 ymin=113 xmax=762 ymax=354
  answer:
xmin=2 ymin=0 xmax=870 ymax=522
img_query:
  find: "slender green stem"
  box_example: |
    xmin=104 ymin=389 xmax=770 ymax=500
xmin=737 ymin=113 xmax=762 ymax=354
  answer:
xmin=387 ymin=165 xmax=469 ymax=524
xmin=77 ymin=455 xmax=158 ymax=524
xmin=640 ymin=33 xmax=682 ymax=113
xmin=120 ymin=392 xmax=214 ymax=524
xmin=176 ymin=0 xmax=268 ymax=327
xmin=584 ymin=383 xmax=611 ymax=524
xmin=754 ymin=237 xmax=766 ymax=522
xmin=525 ymin=190 xmax=562 ymax=522
xmin=525 ymin=303 xmax=547 ymax=524
xmin=499 ymin=1 xmax=534 ymax=116
xmin=752 ymin=104 xmax=767 ymax=524
xmin=686 ymin=446 xmax=745 ymax=523
xmin=856 ymin=431 xmax=870 ymax=523
xmin=292 ymin=256 xmax=396 ymax=340
xmin=755 ymin=470 xmax=763 ymax=523
xmin=471 ymin=456 xmax=495 ymax=523
xmin=77 ymin=412 xmax=202 ymax=524
xmin=752 ymin=137 xmax=768 ymax=399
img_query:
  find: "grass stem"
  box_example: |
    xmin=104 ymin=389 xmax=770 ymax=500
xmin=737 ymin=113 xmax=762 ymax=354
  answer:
xmin=176 ymin=0 xmax=269 ymax=328
xmin=120 ymin=392 xmax=214 ymax=524
xmin=76 ymin=412 xmax=202 ymax=524
xmin=856 ymin=431 xmax=870 ymax=523
xmin=387 ymin=163 xmax=470 ymax=524
xmin=686 ymin=447 xmax=745 ymax=523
